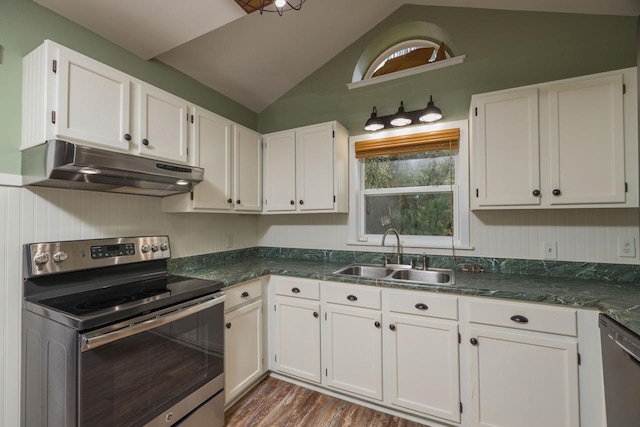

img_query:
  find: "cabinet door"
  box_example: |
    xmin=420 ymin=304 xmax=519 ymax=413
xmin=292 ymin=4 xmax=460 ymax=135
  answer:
xmin=274 ymin=297 xmax=321 ymax=383
xmin=472 ymin=89 xmax=540 ymax=207
xmin=468 ymin=327 xmax=579 ymax=427
xmin=263 ymin=131 xmax=297 ymax=212
xmin=137 ymin=83 xmax=188 ymax=163
xmin=387 ymin=315 xmax=460 ymax=423
xmin=55 ymin=47 xmax=131 ymax=151
xmin=225 ymin=300 xmax=263 ymax=404
xmin=548 ymin=74 xmax=625 ymax=205
xmin=234 ymin=126 xmax=262 ymax=212
xmin=296 ymin=123 xmax=335 ymax=211
xmin=326 ymin=305 xmax=382 ymax=400
xmin=192 ymin=108 xmax=233 ymax=210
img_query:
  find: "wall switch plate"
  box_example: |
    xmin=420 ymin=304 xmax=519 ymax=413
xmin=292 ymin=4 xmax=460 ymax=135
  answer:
xmin=543 ymin=241 xmax=557 ymax=260
xmin=618 ymin=237 xmax=636 ymax=258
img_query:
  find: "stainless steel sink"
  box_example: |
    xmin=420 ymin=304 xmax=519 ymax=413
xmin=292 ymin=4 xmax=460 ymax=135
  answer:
xmin=333 ymin=265 xmax=394 ymax=279
xmin=333 ymin=264 xmax=454 ymax=285
xmin=390 ymin=268 xmax=453 ymax=285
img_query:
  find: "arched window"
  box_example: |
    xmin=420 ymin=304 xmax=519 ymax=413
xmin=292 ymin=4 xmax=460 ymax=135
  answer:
xmin=365 ymin=39 xmax=449 ymax=80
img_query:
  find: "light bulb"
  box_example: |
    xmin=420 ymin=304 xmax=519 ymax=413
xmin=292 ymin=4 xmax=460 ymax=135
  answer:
xmin=275 ymin=0 xmax=286 ymax=7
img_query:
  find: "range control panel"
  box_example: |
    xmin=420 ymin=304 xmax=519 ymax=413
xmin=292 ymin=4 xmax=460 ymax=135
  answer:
xmin=25 ymin=236 xmax=171 ymax=277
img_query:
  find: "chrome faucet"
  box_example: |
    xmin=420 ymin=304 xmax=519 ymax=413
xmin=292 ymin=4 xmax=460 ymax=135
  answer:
xmin=382 ymin=228 xmax=402 ymax=265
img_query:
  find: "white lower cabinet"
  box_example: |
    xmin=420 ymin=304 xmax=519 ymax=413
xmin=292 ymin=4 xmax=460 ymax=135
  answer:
xmin=224 ymin=281 xmax=264 ymax=405
xmin=466 ymin=299 xmax=580 ymax=427
xmin=272 ymin=277 xmax=322 ymax=383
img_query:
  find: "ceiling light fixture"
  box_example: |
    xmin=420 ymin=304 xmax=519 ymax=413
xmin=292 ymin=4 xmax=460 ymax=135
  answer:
xmin=419 ymin=95 xmax=443 ymax=123
xmin=364 ymin=97 xmax=444 ymax=132
xmin=390 ymin=101 xmax=412 ymax=127
xmin=234 ymin=0 xmax=306 ymax=16
xmin=364 ymin=107 xmax=385 ymax=132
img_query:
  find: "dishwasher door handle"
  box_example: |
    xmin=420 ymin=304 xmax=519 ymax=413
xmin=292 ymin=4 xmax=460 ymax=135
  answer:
xmin=615 ymin=339 xmax=640 ymax=364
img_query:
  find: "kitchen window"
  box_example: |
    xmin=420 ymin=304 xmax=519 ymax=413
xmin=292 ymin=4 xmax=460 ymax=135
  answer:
xmin=348 ymin=120 xmax=470 ymax=249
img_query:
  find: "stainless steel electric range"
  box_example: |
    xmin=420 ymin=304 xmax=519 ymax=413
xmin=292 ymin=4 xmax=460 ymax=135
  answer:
xmin=21 ymin=236 xmax=226 ymax=427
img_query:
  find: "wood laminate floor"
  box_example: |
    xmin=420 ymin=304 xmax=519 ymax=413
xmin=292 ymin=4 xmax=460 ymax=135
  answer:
xmin=225 ymin=377 xmax=428 ymax=427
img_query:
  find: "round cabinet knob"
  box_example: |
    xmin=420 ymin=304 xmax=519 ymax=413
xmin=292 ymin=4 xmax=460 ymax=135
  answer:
xmin=532 ymin=189 xmax=541 ymax=197
xmin=313 ymin=312 xmax=319 ymax=318
xmin=470 ymin=338 xmax=478 ymax=346
xmin=52 ymin=251 xmax=68 ymax=263
xmin=299 ymin=200 xmax=304 ymax=205
xmin=374 ymin=321 xmax=381 ymax=328
xmin=389 ymin=324 xmax=396 ymax=331
xmin=347 ymin=295 xmax=358 ymax=301
xmin=236 ymin=200 xmax=241 ymax=205
xmin=141 ymin=244 xmax=151 ymax=254
xmin=124 ymin=133 xmax=132 ymax=141
xmin=552 ymin=189 xmax=561 ymax=196
xmin=510 ymin=315 xmax=529 ymax=324
xmin=290 ymin=200 xmax=295 ymax=205
xmin=151 ymin=244 xmax=159 ymax=253
xmin=415 ymin=303 xmax=429 ymax=311
xmin=225 ymin=323 xmax=231 ymax=329
xmin=241 ymin=291 xmax=249 ymax=298
xmin=291 ymin=287 xmax=301 ymax=293
xmin=160 ymin=243 xmax=169 ymax=251
xmin=142 ymin=138 xmax=150 ymax=146
xmin=228 ymin=199 xmax=233 ymax=204
xmin=34 ymin=252 xmax=50 ymax=265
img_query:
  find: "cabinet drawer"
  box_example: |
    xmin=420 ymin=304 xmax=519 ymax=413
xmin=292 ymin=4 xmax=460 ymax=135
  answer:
xmin=273 ymin=276 xmax=320 ymax=300
xmin=225 ymin=279 xmax=262 ymax=311
xmin=387 ymin=290 xmax=458 ymax=320
xmin=468 ymin=299 xmax=577 ymax=336
xmin=325 ymin=283 xmax=381 ymax=310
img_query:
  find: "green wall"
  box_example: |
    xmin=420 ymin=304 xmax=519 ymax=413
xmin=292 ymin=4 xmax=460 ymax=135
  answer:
xmin=258 ymin=5 xmax=637 ymax=134
xmin=0 ymin=0 xmax=258 ymax=175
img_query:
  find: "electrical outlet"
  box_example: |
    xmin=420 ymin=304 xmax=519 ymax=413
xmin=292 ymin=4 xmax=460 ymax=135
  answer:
xmin=226 ymin=234 xmax=234 ymax=249
xmin=618 ymin=237 xmax=636 ymax=258
xmin=543 ymin=241 xmax=557 ymax=260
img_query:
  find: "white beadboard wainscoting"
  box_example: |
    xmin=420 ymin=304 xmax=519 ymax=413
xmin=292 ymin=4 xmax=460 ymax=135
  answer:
xmin=0 ymin=185 xmax=259 ymax=427
xmin=257 ymin=209 xmax=640 ymax=265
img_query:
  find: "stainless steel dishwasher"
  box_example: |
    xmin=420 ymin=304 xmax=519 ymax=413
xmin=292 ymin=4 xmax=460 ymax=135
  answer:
xmin=599 ymin=314 xmax=640 ymax=426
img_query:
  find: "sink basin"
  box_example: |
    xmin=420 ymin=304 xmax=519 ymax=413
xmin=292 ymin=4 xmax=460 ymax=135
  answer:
xmin=333 ymin=265 xmax=394 ymax=279
xmin=333 ymin=264 xmax=454 ymax=285
xmin=390 ymin=268 xmax=453 ymax=285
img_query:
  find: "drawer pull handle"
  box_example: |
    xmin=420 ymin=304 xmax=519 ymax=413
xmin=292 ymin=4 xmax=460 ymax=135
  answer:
xmin=291 ymin=287 xmax=301 ymax=293
xmin=389 ymin=324 xmax=396 ymax=331
xmin=241 ymin=291 xmax=249 ymax=298
xmin=347 ymin=295 xmax=358 ymax=301
xmin=415 ymin=303 xmax=429 ymax=310
xmin=374 ymin=321 xmax=381 ymax=328
xmin=225 ymin=323 xmax=232 ymax=329
xmin=470 ymin=337 xmax=478 ymax=345
xmin=313 ymin=312 xmax=319 ymax=318
xmin=510 ymin=315 xmax=529 ymax=324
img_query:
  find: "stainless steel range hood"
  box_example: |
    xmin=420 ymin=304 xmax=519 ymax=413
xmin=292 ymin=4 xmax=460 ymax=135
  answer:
xmin=22 ymin=140 xmax=204 ymax=197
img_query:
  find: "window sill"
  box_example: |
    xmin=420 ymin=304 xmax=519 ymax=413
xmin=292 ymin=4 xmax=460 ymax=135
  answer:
xmin=0 ymin=173 xmax=23 ymax=187
xmin=347 ymin=55 xmax=466 ymax=90
xmin=346 ymin=239 xmax=474 ymax=251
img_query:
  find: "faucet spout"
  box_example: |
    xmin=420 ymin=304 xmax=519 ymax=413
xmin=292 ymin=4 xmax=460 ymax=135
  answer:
xmin=382 ymin=228 xmax=402 ymax=265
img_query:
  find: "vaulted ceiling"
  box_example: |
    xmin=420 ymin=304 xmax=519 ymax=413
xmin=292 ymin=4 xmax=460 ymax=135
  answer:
xmin=33 ymin=0 xmax=640 ymax=112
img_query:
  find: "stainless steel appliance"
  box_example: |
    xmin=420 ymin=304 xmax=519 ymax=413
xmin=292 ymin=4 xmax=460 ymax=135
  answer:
xmin=599 ymin=313 xmax=640 ymax=426
xmin=22 ymin=236 xmax=226 ymax=427
xmin=22 ymin=140 xmax=204 ymax=196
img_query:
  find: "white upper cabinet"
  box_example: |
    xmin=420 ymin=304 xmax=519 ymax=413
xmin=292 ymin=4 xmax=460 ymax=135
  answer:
xmin=136 ymin=83 xmax=188 ymax=163
xmin=470 ymin=67 xmax=638 ymax=209
xmin=234 ymin=126 xmax=263 ymax=212
xmin=162 ymin=111 xmax=262 ymax=214
xmin=472 ymin=88 xmax=540 ymax=207
xmin=22 ymin=40 xmax=131 ymax=152
xmin=263 ymin=121 xmax=349 ymax=214
xmin=548 ymin=75 xmax=625 ymax=205
xmin=22 ymin=40 xmax=193 ymax=165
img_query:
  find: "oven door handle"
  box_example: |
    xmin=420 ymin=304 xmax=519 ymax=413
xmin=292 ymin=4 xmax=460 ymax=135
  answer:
xmin=80 ymin=294 xmax=227 ymax=352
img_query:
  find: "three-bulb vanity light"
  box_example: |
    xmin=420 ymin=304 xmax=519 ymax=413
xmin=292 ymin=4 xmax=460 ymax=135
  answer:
xmin=364 ymin=96 xmax=443 ymax=132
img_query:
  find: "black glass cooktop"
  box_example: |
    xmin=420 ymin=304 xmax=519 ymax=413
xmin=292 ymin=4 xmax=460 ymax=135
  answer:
xmin=29 ymin=275 xmax=224 ymax=330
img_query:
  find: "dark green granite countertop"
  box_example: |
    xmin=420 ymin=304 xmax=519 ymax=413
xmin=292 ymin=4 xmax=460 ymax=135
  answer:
xmin=171 ymin=257 xmax=640 ymax=335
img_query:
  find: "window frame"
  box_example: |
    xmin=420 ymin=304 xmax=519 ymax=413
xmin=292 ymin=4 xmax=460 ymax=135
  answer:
xmin=364 ymin=39 xmax=446 ymax=80
xmin=347 ymin=119 xmax=471 ymax=250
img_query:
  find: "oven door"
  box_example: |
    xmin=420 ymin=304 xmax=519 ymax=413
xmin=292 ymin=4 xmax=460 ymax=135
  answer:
xmin=78 ymin=295 xmax=225 ymax=427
